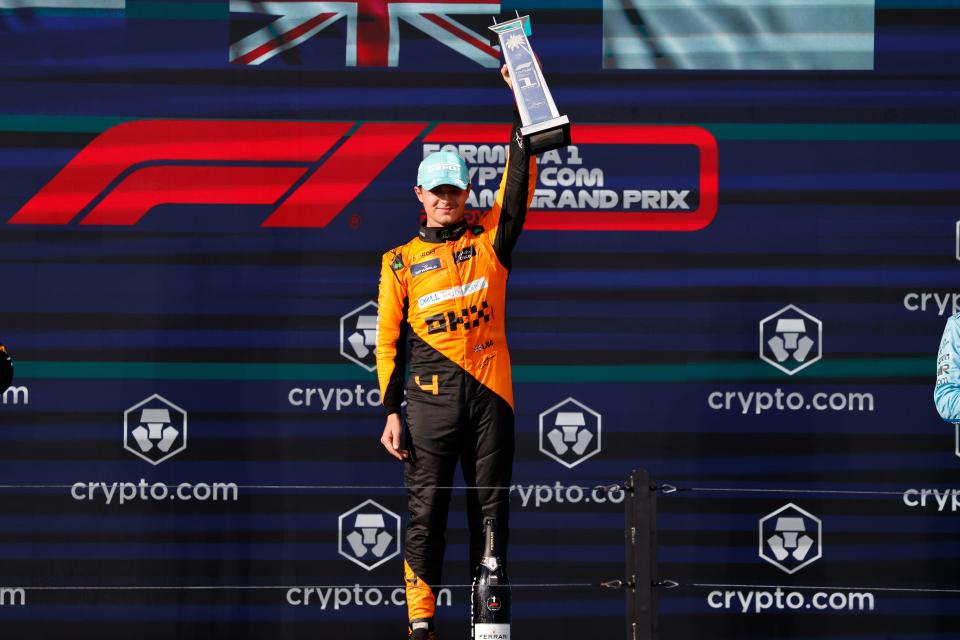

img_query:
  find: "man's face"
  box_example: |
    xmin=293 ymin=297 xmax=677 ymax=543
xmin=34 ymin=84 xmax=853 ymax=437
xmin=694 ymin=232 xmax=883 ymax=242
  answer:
xmin=415 ymin=184 xmax=471 ymax=228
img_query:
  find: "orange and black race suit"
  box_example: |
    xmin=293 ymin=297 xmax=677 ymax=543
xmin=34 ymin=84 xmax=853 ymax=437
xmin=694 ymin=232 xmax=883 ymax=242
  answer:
xmin=376 ymin=111 xmax=537 ymax=626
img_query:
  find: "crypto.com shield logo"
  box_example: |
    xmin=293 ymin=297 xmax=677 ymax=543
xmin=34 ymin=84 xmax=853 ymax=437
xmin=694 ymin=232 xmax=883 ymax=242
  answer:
xmin=341 ymin=301 xmax=378 ymax=371
xmin=338 ymin=499 xmax=401 ymax=571
xmin=759 ymin=503 xmax=822 ymax=574
xmin=8 ymin=121 xmax=717 ymax=232
xmin=123 ymin=394 xmax=187 ymax=465
xmin=759 ymin=305 xmax=823 ymax=376
xmin=539 ymin=397 xmax=601 ymax=469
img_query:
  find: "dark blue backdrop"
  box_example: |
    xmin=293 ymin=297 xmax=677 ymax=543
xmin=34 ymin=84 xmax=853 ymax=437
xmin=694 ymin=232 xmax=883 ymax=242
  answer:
xmin=1 ymin=1 xmax=958 ymax=638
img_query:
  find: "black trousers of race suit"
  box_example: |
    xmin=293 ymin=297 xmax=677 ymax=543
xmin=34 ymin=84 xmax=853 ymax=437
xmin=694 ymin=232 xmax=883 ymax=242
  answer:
xmin=403 ymin=373 xmax=515 ymax=589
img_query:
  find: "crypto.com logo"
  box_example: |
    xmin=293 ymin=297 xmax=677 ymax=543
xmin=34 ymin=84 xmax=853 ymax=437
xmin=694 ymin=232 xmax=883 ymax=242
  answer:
xmin=759 ymin=305 xmax=823 ymax=376
xmin=8 ymin=121 xmax=717 ymax=232
xmin=338 ymin=499 xmax=401 ymax=571
xmin=538 ymin=397 xmax=601 ymax=469
xmin=759 ymin=503 xmax=822 ymax=574
xmin=123 ymin=394 xmax=187 ymax=465
xmin=341 ymin=301 xmax=379 ymax=371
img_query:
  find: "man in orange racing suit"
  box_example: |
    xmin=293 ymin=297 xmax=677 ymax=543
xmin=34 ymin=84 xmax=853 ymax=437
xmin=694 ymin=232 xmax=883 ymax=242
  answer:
xmin=376 ymin=66 xmax=537 ymax=640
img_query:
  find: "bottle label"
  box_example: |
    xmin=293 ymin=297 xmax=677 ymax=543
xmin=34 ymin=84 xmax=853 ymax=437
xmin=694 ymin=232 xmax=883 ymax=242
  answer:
xmin=485 ymin=595 xmax=503 ymax=612
xmin=474 ymin=623 xmax=510 ymax=640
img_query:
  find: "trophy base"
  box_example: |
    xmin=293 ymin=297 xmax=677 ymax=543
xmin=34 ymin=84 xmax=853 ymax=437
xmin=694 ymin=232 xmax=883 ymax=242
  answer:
xmin=521 ymin=115 xmax=571 ymax=155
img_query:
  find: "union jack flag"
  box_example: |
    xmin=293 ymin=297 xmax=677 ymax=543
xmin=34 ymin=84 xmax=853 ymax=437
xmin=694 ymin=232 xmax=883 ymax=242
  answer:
xmin=230 ymin=0 xmax=501 ymax=67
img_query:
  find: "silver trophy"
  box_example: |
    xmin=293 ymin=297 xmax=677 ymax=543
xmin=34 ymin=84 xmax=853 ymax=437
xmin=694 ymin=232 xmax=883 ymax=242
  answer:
xmin=491 ymin=13 xmax=571 ymax=154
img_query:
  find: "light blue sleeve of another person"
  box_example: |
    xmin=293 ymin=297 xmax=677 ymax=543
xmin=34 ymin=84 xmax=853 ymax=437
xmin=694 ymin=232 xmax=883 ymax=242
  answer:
xmin=935 ymin=313 xmax=960 ymax=421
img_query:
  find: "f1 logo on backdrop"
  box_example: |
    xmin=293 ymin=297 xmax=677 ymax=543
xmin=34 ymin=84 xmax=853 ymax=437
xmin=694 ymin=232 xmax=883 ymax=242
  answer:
xmin=124 ymin=394 xmax=187 ymax=465
xmin=341 ymin=301 xmax=379 ymax=371
xmin=8 ymin=120 xmax=717 ymax=232
xmin=759 ymin=503 xmax=822 ymax=574
xmin=759 ymin=305 xmax=823 ymax=376
xmin=338 ymin=499 xmax=401 ymax=571
xmin=538 ymin=397 xmax=601 ymax=468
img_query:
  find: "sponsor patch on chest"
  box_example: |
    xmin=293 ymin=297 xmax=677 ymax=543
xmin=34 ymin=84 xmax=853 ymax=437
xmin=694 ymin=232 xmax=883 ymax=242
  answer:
xmin=426 ymin=301 xmax=491 ymax=334
xmin=454 ymin=246 xmax=476 ymax=264
xmin=413 ymin=246 xmax=438 ymax=260
xmin=417 ymin=277 xmax=488 ymax=309
xmin=410 ymin=258 xmax=442 ymax=277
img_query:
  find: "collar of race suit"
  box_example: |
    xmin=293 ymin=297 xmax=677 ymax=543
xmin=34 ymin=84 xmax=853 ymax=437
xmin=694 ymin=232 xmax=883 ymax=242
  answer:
xmin=418 ymin=220 xmax=471 ymax=244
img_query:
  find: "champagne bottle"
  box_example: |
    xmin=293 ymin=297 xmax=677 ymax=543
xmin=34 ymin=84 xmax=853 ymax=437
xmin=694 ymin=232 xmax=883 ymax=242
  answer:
xmin=471 ymin=517 xmax=511 ymax=640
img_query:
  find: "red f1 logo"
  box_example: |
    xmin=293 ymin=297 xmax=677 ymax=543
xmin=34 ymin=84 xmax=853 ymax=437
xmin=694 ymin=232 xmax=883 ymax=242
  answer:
xmin=9 ymin=120 xmax=717 ymax=231
xmin=8 ymin=119 xmax=425 ymax=228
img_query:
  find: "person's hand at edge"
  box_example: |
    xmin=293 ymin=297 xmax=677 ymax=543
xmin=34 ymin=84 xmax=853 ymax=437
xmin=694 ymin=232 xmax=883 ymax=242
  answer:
xmin=380 ymin=413 xmax=408 ymax=461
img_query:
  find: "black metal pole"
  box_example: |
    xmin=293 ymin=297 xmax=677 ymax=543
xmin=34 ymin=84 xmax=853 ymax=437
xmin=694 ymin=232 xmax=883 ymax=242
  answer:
xmin=624 ymin=469 xmax=658 ymax=640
